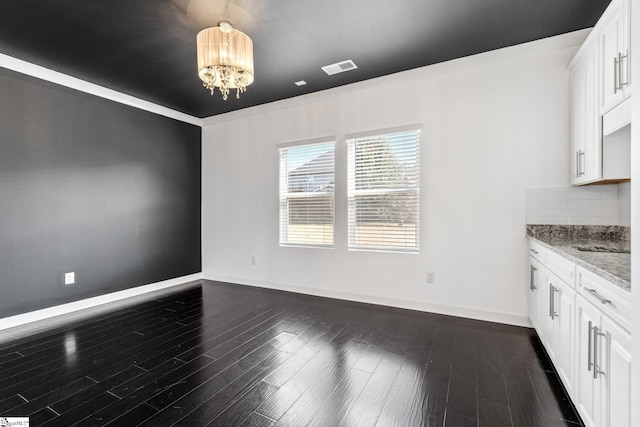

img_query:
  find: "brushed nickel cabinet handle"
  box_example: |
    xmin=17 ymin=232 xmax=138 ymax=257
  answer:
xmin=587 ymin=320 xmax=593 ymax=371
xmin=614 ymin=55 xmax=619 ymax=93
xmin=584 ymin=288 xmax=611 ymax=305
xmin=619 ymin=51 xmax=629 ymax=88
xmin=625 ymin=49 xmax=630 ymax=87
xmin=576 ymin=151 xmax=580 ymax=178
xmin=530 ymin=266 xmax=537 ymax=291
xmin=593 ymin=326 xmax=606 ymax=379
xmin=549 ymin=284 xmax=559 ymax=318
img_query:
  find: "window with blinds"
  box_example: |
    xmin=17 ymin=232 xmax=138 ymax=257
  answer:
xmin=347 ymin=129 xmax=420 ymax=252
xmin=279 ymin=140 xmax=335 ymax=247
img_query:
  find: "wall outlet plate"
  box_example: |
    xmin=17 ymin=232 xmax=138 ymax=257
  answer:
xmin=64 ymin=272 xmax=75 ymax=285
xmin=427 ymin=272 xmax=435 ymax=284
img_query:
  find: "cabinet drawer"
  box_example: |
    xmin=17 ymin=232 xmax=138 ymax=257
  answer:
xmin=577 ymin=265 xmax=631 ymax=332
xmin=546 ymin=250 xmax=575 ymax=288
xmin=528 ymin=240 xmax=546 ymax=263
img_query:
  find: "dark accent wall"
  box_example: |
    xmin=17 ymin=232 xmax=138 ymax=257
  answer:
xmin=0 ymin=67 xmax=201 ymax=318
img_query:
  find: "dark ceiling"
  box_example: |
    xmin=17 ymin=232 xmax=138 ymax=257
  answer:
xmin=0 ymin=0 xmax=611 ymax=119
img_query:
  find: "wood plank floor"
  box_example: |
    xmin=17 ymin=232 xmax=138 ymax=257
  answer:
xmin=0 ymin=280 xmax=583 ymax=426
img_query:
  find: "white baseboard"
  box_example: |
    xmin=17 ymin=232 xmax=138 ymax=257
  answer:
xmin=202 ymin=273 xmax=532 ymax=328
xmin=0 ymin=273 xmax=203 ymax=339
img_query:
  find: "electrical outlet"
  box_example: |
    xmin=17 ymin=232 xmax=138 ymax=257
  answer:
xmin=64 ymin=272 xmax=75 ymax=286
xmin=251 ymin=256 xmax=256 ymax=266
xmin=426 ymin=272 xmax=435 ymax=284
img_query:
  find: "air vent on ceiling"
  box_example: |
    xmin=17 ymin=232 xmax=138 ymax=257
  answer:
xmin=321 ymin=60 xmax=358 ymax=76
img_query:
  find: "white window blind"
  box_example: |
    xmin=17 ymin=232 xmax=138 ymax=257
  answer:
xmin=279 ymin=141 xmax=335 ymax=247
xmin=347 ymin=129 xmax=420 ymax=252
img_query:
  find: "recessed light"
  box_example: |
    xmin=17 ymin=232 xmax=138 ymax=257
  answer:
xmin=295 ymin=80 xmax=307 ymax=86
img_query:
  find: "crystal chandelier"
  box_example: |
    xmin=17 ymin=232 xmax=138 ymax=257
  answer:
xmin=196 ymin=21 xmax=254 ymax=100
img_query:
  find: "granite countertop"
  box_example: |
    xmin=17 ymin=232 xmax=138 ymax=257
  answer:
xmin=527 ymin=225 xmax=630 ymax=292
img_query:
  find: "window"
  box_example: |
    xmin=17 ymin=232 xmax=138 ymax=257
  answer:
xmin=347 ymin=128 xmax=420 ymax=252
xmin=279 ymin=140 xmax=335 ymax=247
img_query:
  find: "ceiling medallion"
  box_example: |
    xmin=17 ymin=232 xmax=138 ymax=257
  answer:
xmin=196 ymin=21 xmax=254 ymax=100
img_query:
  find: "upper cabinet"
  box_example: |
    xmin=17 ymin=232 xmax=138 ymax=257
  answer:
xmin=599 ymin=0 xmax=631 ymax=114
xmin=569 ymin=0 xmax=631 ymax=186
xmin=570 ymin=40 xmax=601 ymax=185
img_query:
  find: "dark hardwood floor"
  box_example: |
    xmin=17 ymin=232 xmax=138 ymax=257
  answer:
xmin=0 ymin=280 xmax=583 ymax=426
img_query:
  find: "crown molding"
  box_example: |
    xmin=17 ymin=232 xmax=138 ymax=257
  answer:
xmin=0 ymin=53 xmax=203 ymax=127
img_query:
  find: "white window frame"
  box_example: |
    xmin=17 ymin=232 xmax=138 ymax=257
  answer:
xmin=346 ymin=125 xmax=421 ymax=253
xmin=279 ymin=138 xmax=336 ymax=248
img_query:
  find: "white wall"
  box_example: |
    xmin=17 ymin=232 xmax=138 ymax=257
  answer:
xmin=202 ymin=34 xmax=583 ymax=326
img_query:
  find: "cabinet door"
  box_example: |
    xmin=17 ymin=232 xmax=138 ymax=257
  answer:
xmin=570 ymin=42 xmax=602 ymax=185
xmin=600 ymin=316 xmax=631 ymax=427
xmin=570 ymin=62 xmax=583 ymax=183
xmin=600 ymin=0 xmax=631 ymax=113
xmin=542 ymin=278 xmax=557 ymax=360
xmin=575 ymin=296 xmax=602 ymax=427
xmin=554 ymin=280 xmax=575 ymax=396
xmin=600 ymin=0 xmax=626 ymax=111
xmin=528 ymin=256 xmax=544 ymax=335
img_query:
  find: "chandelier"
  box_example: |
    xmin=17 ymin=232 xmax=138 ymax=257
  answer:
xmin=196 ymin=21 xmax=254 ymax=100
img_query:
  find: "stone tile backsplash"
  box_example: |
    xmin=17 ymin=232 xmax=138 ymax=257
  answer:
xmin=526 ymin=184 xmax=631 ymax=226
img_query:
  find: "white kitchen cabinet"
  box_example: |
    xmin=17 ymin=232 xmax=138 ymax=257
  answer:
xmin=527 ymin=240 xmax=632 ymax=427
xmin=528 ymin=256 xmax=544 ymax=336
xmin=577 ymin=265 xmax=632 ymax=333
xmin=527 ymin=241 xmax=577 ymax=397
xmin=569 ymin=0 xmax=632 ymax=185
xmin=575 ymin=295 xmax=603 ymax=427
xmin=570 ymin=38 xmax=602 ymax=185
xmin=600 ymin=315 xmax=631 ymax=427
xmin=599 ymin=0 xmax=631 ymax=113
xmin=529 ymin=241 xmax=576 ymax=395
xmin=545 ymin=271 xmax=576 ymax=396
xmin=575 ymin=294 xmax=632 ymax=427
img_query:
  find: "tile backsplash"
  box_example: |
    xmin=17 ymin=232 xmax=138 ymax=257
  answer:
xmin=526 ymin=184 xmax=631 ymax=226
xmin=617 ymin=182 xmax=631 ymax=227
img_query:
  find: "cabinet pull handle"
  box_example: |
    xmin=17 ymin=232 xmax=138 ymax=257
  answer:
xmin=587 ymin=320 xmax=593 ymax=371
xmin=584 ymin=288 xmax=611 ymax=305
xmin=593 ymin=325 xmax=599 ymax=379
xmin=593 ymin=326 xmax=606 ymax=379
xmin=575 ymin=151 xmax=585 ymax=177
xmin=625 ymin=49 xmax=630 ymax=87
xmin=580 ymin=151 xmax=585 ymax=176
xmin=614 ymin=55 xmax=619 ymax=93
xmin=530 ymin=266 xmax=537 ymax=291
xmin=530 ymin=248 xmax=538 ymax=255
xmin=619 ymin=51 xmax=629 ymax=88
xmin=549 ymin=284 xmax=559 ymax=318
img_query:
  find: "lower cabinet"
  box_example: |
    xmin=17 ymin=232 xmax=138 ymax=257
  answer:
xmin=575 ymin=295 xmax=632 ymax=427
xmin=601 ymin=311 xmax=632 ymax=427
xmin=527 ymin=240 xmax=632 ymax=427
xmin=544 ymin=271 xmax=576 ymax=396
xmin=528 ymin=256 xmax=545 ymax=337
xmin=575 ymin=295 xmax=603 ymax=427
